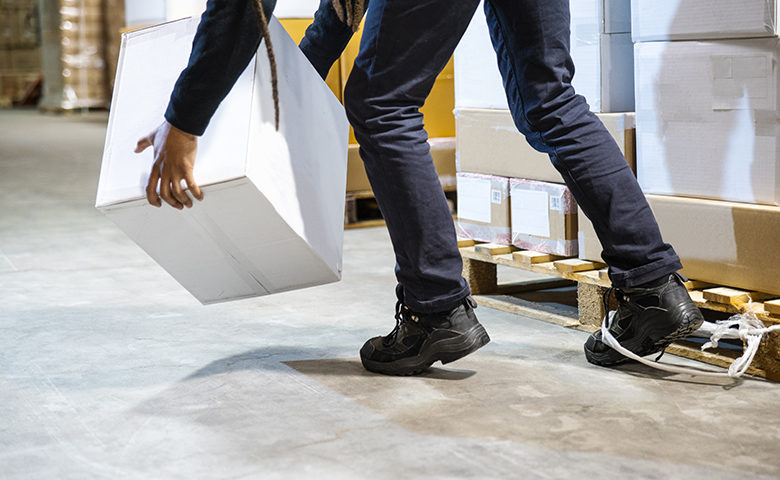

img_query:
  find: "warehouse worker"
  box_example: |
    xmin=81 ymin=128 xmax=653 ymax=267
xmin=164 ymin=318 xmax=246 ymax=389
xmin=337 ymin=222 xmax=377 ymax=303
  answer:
xmin=136 ymin=0 xmax=705 ymax=376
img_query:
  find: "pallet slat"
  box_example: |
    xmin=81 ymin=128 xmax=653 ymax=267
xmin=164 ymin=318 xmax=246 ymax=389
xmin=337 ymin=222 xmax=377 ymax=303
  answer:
xmin=474 ymin=243 xmax=517 ymax=256
xmin=512 ymin=250 xmax=563 ymax=264
xmin=765 ymin=299 xmax=780 ymax=317
xmin=554 ymin=258 xmax=606 ymax=273
xmin=457 ymin=237 xmax=476 ymax=248
xmin=702 ymin=287 xmax=774 ymax=307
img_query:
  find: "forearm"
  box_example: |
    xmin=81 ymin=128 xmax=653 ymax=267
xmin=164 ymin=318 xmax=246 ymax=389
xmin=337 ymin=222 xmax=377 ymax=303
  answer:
xmin=165 ymin=0 xmax=276 ymax=136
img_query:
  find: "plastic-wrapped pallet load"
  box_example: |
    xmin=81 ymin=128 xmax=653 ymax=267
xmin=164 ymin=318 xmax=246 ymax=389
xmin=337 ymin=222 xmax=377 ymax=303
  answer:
xmin=38 ymin=0 xmax=108 ymax=110
xmin=510 ymin=179 xmax=577 ymax=256
xmin=631 ymin=0 xmax=778 ymax=42
xmin=456 ymin=173 xmax=511 ymax=244
xmin=96 ymin=16 xmax=349 ymax=304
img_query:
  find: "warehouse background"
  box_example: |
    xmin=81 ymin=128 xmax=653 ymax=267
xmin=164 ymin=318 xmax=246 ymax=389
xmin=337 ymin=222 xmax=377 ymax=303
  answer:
xmin=2 ymin=1 xmax=780 ymax=478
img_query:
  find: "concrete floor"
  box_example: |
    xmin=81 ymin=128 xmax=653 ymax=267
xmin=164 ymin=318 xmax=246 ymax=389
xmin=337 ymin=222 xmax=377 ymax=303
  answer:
xmin=1 ymin=110 xmax=779 ymax=480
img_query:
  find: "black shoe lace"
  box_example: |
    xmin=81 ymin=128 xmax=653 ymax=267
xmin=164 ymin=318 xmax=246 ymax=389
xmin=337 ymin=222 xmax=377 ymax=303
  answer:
xmin=603 ymin=285 xmax=670 ymax=361
xmin=384 ymin=299 xmax=415 ymax=346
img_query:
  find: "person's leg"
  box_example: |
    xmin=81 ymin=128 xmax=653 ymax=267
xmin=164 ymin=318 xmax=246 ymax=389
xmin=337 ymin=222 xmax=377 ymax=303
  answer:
xmin=299 ymin=0 xmax=370 ymax=79
xmin=344 ymin=0 xmax=480 ymax=313
xmin=483 ymin=0 xmax=681 ymax=288
xmin=343 ymin=0 xmax=490 ymax=375
xmin=483 ymin=0 xmax=702 ymax=366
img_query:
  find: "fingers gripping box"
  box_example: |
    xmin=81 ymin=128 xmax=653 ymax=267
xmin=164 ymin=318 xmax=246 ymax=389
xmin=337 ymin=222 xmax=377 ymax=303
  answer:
xmin=96 ymin=17 xmax=350 ymax=304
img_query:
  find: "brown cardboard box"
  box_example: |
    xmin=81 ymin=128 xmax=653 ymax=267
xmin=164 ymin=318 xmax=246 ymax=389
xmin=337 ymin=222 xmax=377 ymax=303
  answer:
xmin=0 ymin=4 xmax=39 ymax=49
xmin=0 ymin=49 xmax=11 ymax=70
xmin=347 ymin=137 xmax=457 ymax=193
xmin=102 ymin=0 xmax=125 ymax=95
xmin=578 ymin=205 xmax=603 ymax=262
xmin=10 ymin=47 xmax=40 ymax=71
xmin=579 ymin=195 xmax=780 ymax=296
xmin=457 ymin=173 xmax=511 ymax=244
xmin=0 ymin=72 xmax=38 ymax=104
xmin=510 ymin=178 xmax=577 ymax=256
xmin=456 ymin=108 xmax=635 ymax=183
xmin=648 ymin=194 xmax=780 ymax=296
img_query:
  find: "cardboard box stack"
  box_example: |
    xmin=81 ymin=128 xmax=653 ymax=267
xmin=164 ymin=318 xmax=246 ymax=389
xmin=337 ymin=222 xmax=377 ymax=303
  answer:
xmin=580 ymin=0 xmax=780 ymax=296
xmin=0 ymin=0 xmax=41 ymax=106
xmin=455 ymin=0 xmax=635 ymax=256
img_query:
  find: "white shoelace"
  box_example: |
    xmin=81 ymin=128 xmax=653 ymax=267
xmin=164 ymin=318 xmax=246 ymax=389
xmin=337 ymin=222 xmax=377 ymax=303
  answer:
xmin=600 ymin=303 xmax=780 ymax=378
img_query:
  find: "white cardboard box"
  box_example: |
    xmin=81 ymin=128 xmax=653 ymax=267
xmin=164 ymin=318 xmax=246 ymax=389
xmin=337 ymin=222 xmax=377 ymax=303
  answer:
xmin=454 ymin=0 xmax=634 ymax=112
xmin=635 ymin=39 xmax=780 ymax=205
xmin=96 ymin=17 xmax=350 ymax=304
xmin=631 ymin=0 xmax=778 ymax=42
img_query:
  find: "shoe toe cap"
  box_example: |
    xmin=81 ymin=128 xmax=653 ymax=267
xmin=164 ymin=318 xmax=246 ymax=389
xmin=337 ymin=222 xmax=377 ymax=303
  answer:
xmin=584 ymin=330 xmax=610 ymax=354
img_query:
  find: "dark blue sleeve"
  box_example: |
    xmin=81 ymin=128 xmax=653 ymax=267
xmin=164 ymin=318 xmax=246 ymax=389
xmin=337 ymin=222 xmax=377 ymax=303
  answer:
xmin=164 ymin=0 xmax=276 ymax=136
xmin=164 ymin=0 xmax=363 ymax=136
xmin=300 ymin=0 xmax=365 ymax=79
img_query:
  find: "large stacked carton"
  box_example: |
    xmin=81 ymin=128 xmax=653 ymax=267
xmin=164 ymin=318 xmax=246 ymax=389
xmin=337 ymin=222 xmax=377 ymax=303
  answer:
xmin=455 ymin=0 xmax=635 ymax=255
xmin=0 ymin=0 xmax=41 ymax=106
xmin=580 ymin=0 xmax=780 ymax=295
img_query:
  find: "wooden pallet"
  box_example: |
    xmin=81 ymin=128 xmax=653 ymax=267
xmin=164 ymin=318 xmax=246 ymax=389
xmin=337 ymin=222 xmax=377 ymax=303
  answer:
xmin=459 ymin=240 xmax=780 ymax=380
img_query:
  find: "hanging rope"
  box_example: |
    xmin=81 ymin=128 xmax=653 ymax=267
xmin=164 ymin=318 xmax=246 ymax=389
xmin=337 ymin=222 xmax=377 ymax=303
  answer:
xmin=600 ymin=299 xmax=780 ymax=378
xmin=250 ymin=1 xmax=364 ymax=129
xmin=252 ymin=0 xmax=280 ymax=130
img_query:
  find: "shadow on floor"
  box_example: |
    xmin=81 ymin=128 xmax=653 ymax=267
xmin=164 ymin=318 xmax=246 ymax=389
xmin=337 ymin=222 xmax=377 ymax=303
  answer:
xmin=285 ymin=358 xmax=477 ymax=381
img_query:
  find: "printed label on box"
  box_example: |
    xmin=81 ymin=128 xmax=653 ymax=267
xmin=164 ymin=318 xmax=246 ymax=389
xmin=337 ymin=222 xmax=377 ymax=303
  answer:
xmin=550 ymin=193 xmax=564 ymax=213
xmin=491 ymin=188 xmax=503 ymax=204
xmin=511 ymin=189 xmax=550 ymax=238
xmin=458 ymin=176 xmax=492 ymax=223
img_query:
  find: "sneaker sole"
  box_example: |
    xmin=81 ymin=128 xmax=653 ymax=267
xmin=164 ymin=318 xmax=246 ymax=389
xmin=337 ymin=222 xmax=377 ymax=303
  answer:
xmin=584 ymin=304 xmax=704 ymax=367
xmin=361 ymin=323 xmax=491 ymax=376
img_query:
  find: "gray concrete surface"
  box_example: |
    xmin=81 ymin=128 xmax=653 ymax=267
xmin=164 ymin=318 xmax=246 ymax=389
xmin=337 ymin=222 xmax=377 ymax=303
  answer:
xmin=1 ymin=110 xmax=779 ymax=480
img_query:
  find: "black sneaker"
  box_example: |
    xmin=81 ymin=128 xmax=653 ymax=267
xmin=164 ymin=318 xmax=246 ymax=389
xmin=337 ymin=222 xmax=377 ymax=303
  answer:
xmin=360 ymin=285 xmax=491 ymax=376
xmin=584 ymin=272 xmax=704 ymax=367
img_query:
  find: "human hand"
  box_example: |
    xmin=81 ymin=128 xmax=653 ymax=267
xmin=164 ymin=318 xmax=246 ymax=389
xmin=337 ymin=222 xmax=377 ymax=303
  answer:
xmin=135 ymin=121 xmax=203 ymax=209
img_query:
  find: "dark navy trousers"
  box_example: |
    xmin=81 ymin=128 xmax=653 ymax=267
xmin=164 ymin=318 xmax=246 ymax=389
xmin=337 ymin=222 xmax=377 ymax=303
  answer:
xmin=303 ymin=0 xmax=682 ymax=313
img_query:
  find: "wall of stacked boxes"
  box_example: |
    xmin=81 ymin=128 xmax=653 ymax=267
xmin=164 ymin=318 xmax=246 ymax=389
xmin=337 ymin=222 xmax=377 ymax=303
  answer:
xmin=0 ymin=0 xmax=42 ymax=106
xmin=455 ymin=0 xmax=634 ymax=257
xmin=0 ymin=0 xmax=125 ymax=110
xmin=456 ymin=0 xmax=780 ymax=298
